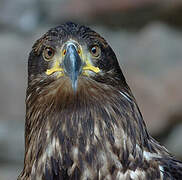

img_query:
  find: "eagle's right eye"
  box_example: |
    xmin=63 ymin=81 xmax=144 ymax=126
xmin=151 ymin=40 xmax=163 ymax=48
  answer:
xmin=43 ymin=47 xmax=55 ymax=61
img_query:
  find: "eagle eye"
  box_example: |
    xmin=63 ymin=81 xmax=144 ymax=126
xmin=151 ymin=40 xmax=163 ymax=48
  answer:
xmin=43 ymin=47 xmax=55 ymax=61
xmin=90 ymin=45 xmax=101 ymax=58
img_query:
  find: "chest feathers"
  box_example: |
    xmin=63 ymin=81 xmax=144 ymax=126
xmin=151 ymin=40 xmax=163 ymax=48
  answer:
xmin=21 ymin=78 xmax=169 ymax=180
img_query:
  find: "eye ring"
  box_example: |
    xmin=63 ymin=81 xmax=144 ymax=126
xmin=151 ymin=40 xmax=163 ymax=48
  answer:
xmin=90 ymin=45 xmax=101 ymax=58
xmin=43 ymin=47 xmax=55 ymax=61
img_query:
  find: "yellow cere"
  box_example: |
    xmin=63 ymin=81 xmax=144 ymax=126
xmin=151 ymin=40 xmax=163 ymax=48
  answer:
xmin=45 ymin=50 xmax=100 ymax=78
xmin=46 ymin=60 xmax=64 ymax=78
xmin=82 ymin=59 xmax=100 ymax=76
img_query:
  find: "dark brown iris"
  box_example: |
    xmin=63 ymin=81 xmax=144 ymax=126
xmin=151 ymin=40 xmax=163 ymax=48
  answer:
xmin=90 ymin=45 xmax=101 ymax=58
xmin=43 ymin=47 xmax=55 ymax=60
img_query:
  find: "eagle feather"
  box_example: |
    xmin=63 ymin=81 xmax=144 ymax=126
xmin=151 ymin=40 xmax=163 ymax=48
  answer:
xmin=18 ymin=22 xmax=182 ymax=180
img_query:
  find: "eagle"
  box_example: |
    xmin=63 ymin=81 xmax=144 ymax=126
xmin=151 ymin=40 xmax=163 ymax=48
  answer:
xmin=18 ymin=22 xmax=182 ymax=180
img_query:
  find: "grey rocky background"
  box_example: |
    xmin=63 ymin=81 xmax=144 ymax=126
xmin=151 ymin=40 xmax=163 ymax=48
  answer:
xmin=0 ymin=0 xmax=182 ymax=179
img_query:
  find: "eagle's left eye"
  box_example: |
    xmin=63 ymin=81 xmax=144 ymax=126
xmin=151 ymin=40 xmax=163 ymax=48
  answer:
xmin=43 ymin=47 xmax=55 ymax=61
xmin=90 ymin=45 xmax=101 ymax=58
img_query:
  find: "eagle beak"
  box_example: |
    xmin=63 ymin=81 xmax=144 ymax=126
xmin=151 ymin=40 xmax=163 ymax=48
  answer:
xmin=62 ymin=43 xmax=83 ymax=92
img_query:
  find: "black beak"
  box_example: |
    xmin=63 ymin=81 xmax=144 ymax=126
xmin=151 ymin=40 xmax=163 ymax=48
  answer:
xmin=62 ymin=44 xmax=82 ymax=92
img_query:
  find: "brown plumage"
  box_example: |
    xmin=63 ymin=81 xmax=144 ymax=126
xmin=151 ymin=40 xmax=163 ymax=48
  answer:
xmin=18 ymin=22 xmax=182 ymax=180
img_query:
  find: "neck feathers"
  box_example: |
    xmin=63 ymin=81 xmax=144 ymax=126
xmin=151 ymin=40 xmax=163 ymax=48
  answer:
xmin=21 ymin=76 xmax=169 ymax=179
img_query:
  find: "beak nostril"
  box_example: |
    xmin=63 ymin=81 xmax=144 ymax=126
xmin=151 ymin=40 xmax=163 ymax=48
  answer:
xmin=77 ymin=48 xmax=81 ymax=55
xmin=63 ymin=49 xmax=66 ymax=56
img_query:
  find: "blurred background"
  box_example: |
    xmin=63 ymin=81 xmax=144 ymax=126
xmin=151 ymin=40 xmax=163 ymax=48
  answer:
xmin=0 ymin=0 xmax=182 ymax=179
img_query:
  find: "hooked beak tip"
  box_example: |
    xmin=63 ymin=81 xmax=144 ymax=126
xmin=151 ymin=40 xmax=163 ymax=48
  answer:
xmin=72 ymin=79 xmax=78 ymax=93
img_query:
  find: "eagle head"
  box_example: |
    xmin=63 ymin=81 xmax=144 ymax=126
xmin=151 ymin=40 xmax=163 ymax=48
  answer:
xmin=28 ymin=22 xmax=127 ymax=93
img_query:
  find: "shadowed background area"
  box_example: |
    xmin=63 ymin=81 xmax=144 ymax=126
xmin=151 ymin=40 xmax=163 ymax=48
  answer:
xmin=0 ymin=0 xmax=182 ymax=179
